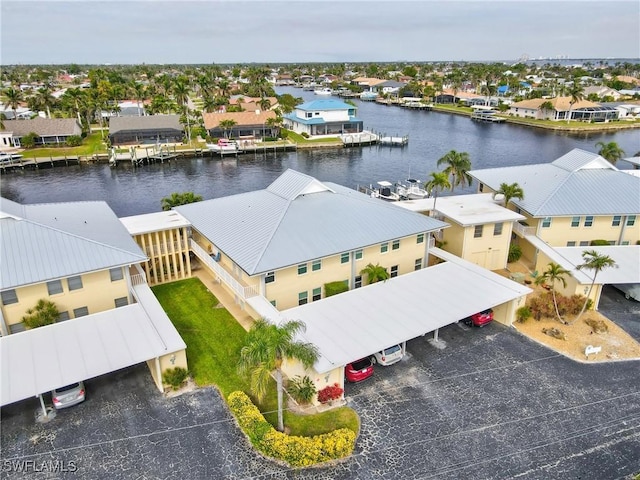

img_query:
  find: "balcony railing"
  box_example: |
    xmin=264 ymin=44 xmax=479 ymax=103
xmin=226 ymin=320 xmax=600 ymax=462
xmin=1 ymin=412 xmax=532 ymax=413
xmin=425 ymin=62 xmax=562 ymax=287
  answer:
xmin=130 ymin=273 xmax=147 ymax=286
xmin=190 ymin=239 xmax=259 ymax=300
xmin=513 ymin=222 xmax=536 ymax=237
xmin=144 ymin=240 xmax=188 ymax=257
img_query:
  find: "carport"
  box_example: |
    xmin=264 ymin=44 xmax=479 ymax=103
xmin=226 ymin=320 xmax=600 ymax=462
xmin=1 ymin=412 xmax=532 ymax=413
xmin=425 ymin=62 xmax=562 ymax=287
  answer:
xmin=283 ymin=248 xmax=531 ymax=375
xmin=0 ymin=302 xmax=186 ymax=416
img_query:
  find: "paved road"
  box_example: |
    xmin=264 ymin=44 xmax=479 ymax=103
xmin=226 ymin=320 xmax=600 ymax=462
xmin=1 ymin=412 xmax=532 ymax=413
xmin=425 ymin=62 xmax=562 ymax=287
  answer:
xmin=599 ymin=285 xmax=640 ymax=342
xmin=2 ymin=323 xmax=639 ymax=479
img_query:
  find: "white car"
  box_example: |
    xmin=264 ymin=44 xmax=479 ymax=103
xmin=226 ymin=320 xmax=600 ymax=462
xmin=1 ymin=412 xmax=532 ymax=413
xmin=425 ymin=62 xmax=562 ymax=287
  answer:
xmin=52 ymin=381 xmax=86 ymax=409
xmin=371 ymin=345 xmax=404 ymax=366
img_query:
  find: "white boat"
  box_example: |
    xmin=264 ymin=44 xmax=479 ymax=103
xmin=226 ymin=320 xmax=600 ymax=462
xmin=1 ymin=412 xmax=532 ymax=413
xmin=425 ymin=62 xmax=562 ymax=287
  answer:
xmin=360 ymin=91 xmax=378 ymax=101
xmin=371 ymin=181 xmax=401 ymax=201
xmin=206 ymin=138 xmax=238 ymax=155
xmin=0 ymin=152 xmax=23 ymax=163
xmin=314 ymin=87 xmax=332 ymax=96
xmin=403 ymin=178 xmax=429 ymax=199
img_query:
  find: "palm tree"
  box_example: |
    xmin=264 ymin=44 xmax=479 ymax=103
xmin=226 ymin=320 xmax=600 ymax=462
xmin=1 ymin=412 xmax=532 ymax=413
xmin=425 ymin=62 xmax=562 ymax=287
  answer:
xmin=534 ymin=262 xmax=571 ymax=323
xmin=539 ymin=100 xmax=555 ymax=119
xmin=436 ymin=150 xmax=472 ymax=191
xmin=218 ymin=119 xmax=237 ymax=139
xmin=160 ymin=192 xmax=203 ymax=211
xmin=494 ymin=182 xmax=524 ymax=208
xmin=566 ymin=83 xmax=584 ymax=124
xmin=238 ymin=318 xmax=318 ymax=432
xmin=34 ymin=86 xmax=55 ymax=118
xmin=173 ymin=77 xmax=191 ymax=142
xmin=62 ymin=87 xmax=86 ymax=125
xmin=424 ymin=171 xmax=451 ymax=213
xmin=360 ymin=263 xmax=390 ymax=284
xmin=131 ymin=82 xmax=147 ymax=116
xmin=3 ymin=87 xmax=23 ymax=120
xmin=595 ymin=141 xmax=625 ymax=165
xmin=574 ymin=250 xmax=617 ymax=322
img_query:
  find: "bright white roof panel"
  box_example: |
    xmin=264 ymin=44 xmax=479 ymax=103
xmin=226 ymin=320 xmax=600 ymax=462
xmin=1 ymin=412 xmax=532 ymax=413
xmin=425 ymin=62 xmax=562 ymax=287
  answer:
xmin=284 ymin=248 xmax=531 ymax=373
xmin=553 ymin=245 xmax=640 ymax=285
xmin=1 ymin=299 xmax=185 ymax=406
xmin=120 ymin=210 xmax=191 ymax=235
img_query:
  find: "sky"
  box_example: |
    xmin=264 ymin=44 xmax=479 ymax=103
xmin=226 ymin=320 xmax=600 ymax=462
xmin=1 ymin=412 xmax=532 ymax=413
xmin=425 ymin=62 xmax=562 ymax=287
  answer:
xmin=1 ymin=0 xmax=639 ymax=65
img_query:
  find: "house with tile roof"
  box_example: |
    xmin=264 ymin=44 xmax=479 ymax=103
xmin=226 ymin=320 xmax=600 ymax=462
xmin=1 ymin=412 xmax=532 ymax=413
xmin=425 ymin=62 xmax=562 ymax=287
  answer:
xmin=282 ymin=99 xmax=363 ymax=137
xmin=508 ymin=97 xmax=619 ymax=122
xmin=1 ymin=118 xmax=82 ymax=148
xmin=108 ymin=115 xmax=183 ymax=145
xmin=0 ymin=197 xmax=188 ymax=410
xmin=202 ymin=109 xmax=278 ymax=140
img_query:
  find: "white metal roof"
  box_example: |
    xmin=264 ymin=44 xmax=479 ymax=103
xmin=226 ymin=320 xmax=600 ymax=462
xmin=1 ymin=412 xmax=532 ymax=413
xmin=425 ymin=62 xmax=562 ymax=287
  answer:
xmin=284 ymin=248 xmax=531 ymax=373
xmin=621 ymin=157 xmax=640 ymax=168
xmin=0 ymin=297 xmax=186 ymax=406
xmin=394 ymin=193 xmax=525 ymax=226
xmin=1 ymin=218 xmax=147 ymax=290
xmin=469 ymin=149 xmax=640 ymax=217
xmin=176 ymin=169 xmax=448 ymax=275
xmin=551 ymin=245 xmax=640 ymax=285
xmin=120 ymin=210 xmax=191 ymax=235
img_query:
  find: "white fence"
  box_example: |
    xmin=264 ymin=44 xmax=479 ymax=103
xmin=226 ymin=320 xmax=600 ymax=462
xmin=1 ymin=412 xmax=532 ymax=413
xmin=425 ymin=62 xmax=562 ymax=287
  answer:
xmin=513 ymin=222 xmax=536 ymax=237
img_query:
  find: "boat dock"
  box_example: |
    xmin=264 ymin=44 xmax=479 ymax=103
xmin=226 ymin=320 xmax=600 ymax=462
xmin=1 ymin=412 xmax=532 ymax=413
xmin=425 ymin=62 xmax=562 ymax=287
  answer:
xmin=470 ymin=108 xmax=506 ymax=123
xmin=378 ymin=135 xmax=409 ymax=146
xmin=0 ymin=155 xmax=80 ymax=172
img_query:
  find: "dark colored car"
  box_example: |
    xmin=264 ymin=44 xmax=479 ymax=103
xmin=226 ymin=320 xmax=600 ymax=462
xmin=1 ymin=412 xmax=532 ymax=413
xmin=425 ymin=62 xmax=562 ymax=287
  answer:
xmin=345 ymin=357 xmax=374 ymax=382
xmin=463 ymin=308 xmax=494 ymax=327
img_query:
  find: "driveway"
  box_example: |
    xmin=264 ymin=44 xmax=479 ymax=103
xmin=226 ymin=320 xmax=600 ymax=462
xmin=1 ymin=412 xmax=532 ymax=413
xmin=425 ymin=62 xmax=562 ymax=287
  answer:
xmin=599 ymin=284 xmax=640 ymax=342
xmin=2 ymin=324 xmax=639 ymax=479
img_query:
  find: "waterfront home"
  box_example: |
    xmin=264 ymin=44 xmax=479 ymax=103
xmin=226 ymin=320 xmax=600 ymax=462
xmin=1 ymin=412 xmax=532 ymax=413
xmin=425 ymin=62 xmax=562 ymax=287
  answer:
xmin=202 ymin=110 xmax=278 ymax=140
xmin=108 ymin=114 xmax=183 ymax=146
xmin=0 ymin=118 xmax=81 ymax=148
xmin=282 ymin=99 xmax=363 ymax=137
xmin=350 ymin=77 xmax=388 ymax=92
xmin=396 ymin=193 xmax=525 ymax=271
xmin=0 ymin=197 xmax=187 ymax=412
xmin=434 ymin=89 xmax=484 ymax=105
xmin=508 ymin=97 xmax=619 ymax=122
xmin=583 ymin=85 xmax=622 ymax=101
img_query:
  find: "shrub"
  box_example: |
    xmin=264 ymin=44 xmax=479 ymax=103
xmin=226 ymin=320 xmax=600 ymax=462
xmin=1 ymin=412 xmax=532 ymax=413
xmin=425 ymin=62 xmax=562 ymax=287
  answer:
xmin=162 ymin=367 xmax=188 ymax=390
xmin=227 ymin=391 xmax=355 ymax=467
xmin=324 ymin=280 xmax=349 ymax=297
xmin=529 ymin=292 xmax=589 ymax=320
xmin=317 ymin=383 xmax=344 ymax=404
xmin=22 ymin=299 xmax=59 ymax=329
xmin=301 ymin=132 xmax=310 ymax=138
xmin=65 ymin=135 xmax=82 ymax=147
xmin=508 ymin=243 xmax=523 ymax=263
xmin=288 ymin=375 xmax=316 ymax=405
xmin=21 ymin=132 xmax=39 ymax=149
xmin=516 ymin=306 xmax=532 ymax=323
xmin=590 ymin=239 xmax=610 ymax=246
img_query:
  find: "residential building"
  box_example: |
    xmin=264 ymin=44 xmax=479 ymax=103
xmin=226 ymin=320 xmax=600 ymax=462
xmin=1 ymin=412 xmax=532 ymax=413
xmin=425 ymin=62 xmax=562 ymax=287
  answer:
xmin=282 ymin=99 xmax=363 ymax=137
xmin=0 ymin=197 xmax=187 ymax=410
xmin=108 ymin=115 xmax=183 ymax=145
xmin=508 ymin=97 xmax=619 ymax=122
xmin=203 ymin=110 xmax=278 ymax=140
xmin=1 ymin=118 xmax=82 ymax=148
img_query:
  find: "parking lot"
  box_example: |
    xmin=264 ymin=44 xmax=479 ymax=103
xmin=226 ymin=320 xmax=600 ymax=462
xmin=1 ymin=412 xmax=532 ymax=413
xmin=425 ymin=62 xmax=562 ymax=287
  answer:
xmin=2 ymin=320 xmax=639 ymax=479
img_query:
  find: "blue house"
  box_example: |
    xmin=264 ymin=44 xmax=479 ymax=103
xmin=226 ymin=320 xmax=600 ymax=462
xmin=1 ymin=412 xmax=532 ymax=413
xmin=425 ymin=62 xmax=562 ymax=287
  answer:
xmin=283 ymin=99 xmax=364 ymax=137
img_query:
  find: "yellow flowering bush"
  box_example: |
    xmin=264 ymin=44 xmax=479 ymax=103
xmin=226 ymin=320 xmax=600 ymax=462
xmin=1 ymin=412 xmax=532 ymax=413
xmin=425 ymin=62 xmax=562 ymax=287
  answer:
xmin=227 ymin=391 xmax=356 ymax=467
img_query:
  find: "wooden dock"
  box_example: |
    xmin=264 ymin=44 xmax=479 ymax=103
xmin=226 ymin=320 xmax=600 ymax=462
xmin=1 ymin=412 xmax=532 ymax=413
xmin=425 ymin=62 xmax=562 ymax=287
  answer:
xmin=378 ymin=135 xmax=409 ymax=146
xmin=470 ymin=111 xmax=506 ymax=123
xmin=0 ymin=155 xmax=80 ymax=172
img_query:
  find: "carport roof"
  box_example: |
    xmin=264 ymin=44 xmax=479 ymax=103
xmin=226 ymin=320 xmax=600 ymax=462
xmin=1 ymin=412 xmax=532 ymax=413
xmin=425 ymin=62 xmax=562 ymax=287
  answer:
xmin=284 ymin=248 xmax=531 ymax=373
xmin=551 ymin=245 xmax=640 ymax=285
xmin=0 ymin=300 xmax=186 ymax=407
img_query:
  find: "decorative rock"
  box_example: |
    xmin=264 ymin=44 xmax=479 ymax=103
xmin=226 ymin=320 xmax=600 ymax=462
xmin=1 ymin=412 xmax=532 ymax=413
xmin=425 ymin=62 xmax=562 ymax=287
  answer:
xmin=585 ymin=318 xmax=608 ymax=334
xmin=542 ymin=327 xmax=567 ymax=340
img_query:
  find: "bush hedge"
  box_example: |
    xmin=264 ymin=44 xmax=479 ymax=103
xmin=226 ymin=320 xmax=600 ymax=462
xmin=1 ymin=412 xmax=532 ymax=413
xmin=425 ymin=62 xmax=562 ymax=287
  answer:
xmin=228 ymin=391 xmax=356 ymax=467
xmin=324 ymin=280 xmax=349 ymax=297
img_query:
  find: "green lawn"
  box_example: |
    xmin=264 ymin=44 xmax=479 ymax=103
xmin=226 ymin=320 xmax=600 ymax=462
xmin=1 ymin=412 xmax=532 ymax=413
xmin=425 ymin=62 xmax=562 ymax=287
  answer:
xmin=20 ymin=132 xmax=107 ymax=158
xmin=284 ymin=129 xmax=342 ymax=145
xmin=152 ymin=277 xmax=359 ymax=437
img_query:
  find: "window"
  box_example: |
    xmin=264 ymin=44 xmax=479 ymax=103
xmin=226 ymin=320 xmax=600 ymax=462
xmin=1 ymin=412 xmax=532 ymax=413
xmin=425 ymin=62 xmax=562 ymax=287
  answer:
xmin=474 ymin=225 xmax=483 ymax=238
xmin=542 ymin=217 xmax=552 ymax=228
xmin=269 ymin=300 xmax=277 ymax=307
xmin=392 ymin=240 xmax=400 ymax=250
xmin=612 ymin=216 xmax=621 ymax=227
xmin=1 ymin=289 xmax=18 ymax=305
xmin=417 ymin=233 xmax=424 ymax=244
xmin=47 ymin=280 xmax=63 ymax=295
xmin=58 ymin=311 xmax=70 ymax=321
xmin=355 ymin=249 xmax=363 ymax=260
xmin=414 ymin=258 xmax=422 ymax=271
xmin=9 ymin=322 xmax=26 ymax=334
xmin=265 ymin=271 xmax=275 ymax=284
xmin=312 ymin=287 xmax=321 ymax=301
xmin=579 ymin=241 xmax=589 ymax=246
xmin=584 ymin=216 xmax=594 ymax=227
xmin=298 ymin=263 xmax=308 ymax=275
xmin=110 ymin=267 xmax=124 ymax=282
xmin=73 ymin=306 xmax=89 ymax=317
xmin=67 ymin=276 xmax=83 ymax=291
xmin=312 ymin=260 xmax=322 ymax=272
xmin=390 ymin=265 xmax=398 ymax=278
xmin=114 ymin=297 xmax=128 ymax=308
xmin=567 ymin=241 xmax=576 ymax=247
xmin=571 ymin=216 xmax=580 ymax=227
xmin=622 ymin=241 xmax=630 ymax=245
xmin=608 ymin=241 xmax=615 ymax=245
xmin=340 ymin=253 xmax=349 ymax=264
xmin=479 ymin=183 xmax=484 ymax=192
xmin=515 ymin=207 xmax=522 ymax=214
xmin=380 ymin=242 xmax=389 ymax=253
xmin=298 ymin=291 xmax=308 ymax=306
xmin=354 ymin=275 xmax=363 ymax=288
xmin=493 ymin=223 xmax=503 ymax=236
xmin=627 ymin=215 xmax=637 ymax=226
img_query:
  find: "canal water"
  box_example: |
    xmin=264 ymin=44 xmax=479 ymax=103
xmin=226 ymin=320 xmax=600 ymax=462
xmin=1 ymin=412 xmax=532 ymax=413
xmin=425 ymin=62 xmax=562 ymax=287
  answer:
xmin=1 ymin=86 xmax=638 ymax=217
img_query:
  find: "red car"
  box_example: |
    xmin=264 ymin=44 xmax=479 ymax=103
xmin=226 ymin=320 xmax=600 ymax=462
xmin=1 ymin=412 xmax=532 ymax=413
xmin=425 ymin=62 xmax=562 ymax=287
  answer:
xmin=345 ymin=358 xmax=374 ymax=382
xmin=463 ymin=308 xmax=494 ymax=327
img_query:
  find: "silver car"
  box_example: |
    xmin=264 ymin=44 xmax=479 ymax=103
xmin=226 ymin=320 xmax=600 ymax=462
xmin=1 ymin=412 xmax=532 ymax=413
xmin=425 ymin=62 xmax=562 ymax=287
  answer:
xmin=52 ymin=381 xmax=86 ymax=409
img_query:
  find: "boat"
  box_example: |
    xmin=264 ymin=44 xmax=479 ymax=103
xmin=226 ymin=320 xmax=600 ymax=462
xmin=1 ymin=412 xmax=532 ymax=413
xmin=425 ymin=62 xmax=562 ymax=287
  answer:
xmin=360 ymin=91 xmax=378 ymax=101
xmin=403 ymin=178 xmax=429 ymax=199
xmin=205 ymin=138 xmax=238 ymax=155
xmin=0 ymin=152 xmax=23 ymax=163
xmin=371 ymin=181 xmax=401 ymax=201
xmin=314 ymin=87 xmax=332 ymax=96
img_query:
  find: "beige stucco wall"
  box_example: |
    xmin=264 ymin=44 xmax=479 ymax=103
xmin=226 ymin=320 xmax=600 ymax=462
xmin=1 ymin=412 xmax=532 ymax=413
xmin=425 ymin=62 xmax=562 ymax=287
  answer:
xmin=282 ymin=358 xmax=344 ymax=407
xmin=146 ymin=349 xmax=189 ymax=392
xmin=460 ymin=222 xmax=513 ymax=270
xmin=2 ymin=268 xmax=130 ymax=328
xmin=536 ymin=215 xmax=639 ymax=246
xmin=135 ymin=227 xmax=191 ymax=285
xmin=492 ymin=296 xmax=528 ymax=326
